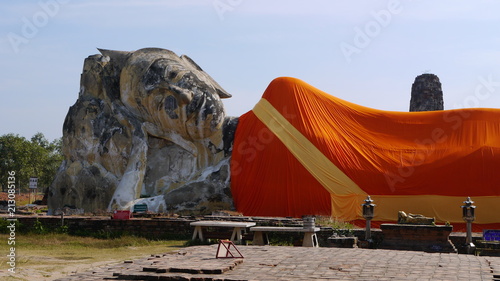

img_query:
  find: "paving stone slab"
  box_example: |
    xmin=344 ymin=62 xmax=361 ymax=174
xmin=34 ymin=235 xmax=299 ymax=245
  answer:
xmin=53 ymin=245 xmax=500 ymax=280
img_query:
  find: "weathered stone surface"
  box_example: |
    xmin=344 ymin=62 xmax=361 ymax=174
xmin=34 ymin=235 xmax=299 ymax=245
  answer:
xmin=380 ymin=223 xmax=455 ymax=253
xmin=409 ymin=73 xmax=444 ymax=112
xmin=48 ymin=48 xmax=237 ymax=214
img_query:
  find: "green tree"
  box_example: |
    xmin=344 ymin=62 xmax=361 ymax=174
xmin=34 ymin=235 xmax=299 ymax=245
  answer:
xmin=0 ymin=134 xmax=31 ymax=191
xmin=40 ymin=137 xmax=64 ymax=189
xmin=0 ymin=133 xmax=63 ymax=193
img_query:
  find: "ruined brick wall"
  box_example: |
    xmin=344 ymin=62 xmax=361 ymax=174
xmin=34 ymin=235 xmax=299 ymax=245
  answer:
xmin=409 ymin=74 xmax=444 ymax=112
xmin=17 ymin=216 xmax=194 ymax=239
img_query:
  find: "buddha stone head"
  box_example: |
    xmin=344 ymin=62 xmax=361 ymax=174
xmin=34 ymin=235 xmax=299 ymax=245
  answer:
xmin=99 ymin=48 xmax=231 ymax=141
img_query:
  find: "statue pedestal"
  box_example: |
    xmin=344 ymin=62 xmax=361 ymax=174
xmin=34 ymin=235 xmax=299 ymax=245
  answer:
xmin=380 ymin=224 xmax=456 ymax=253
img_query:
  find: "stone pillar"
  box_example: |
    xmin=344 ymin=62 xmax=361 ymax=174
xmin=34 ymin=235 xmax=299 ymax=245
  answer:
xmin=409 ymin=74 xmax=444 ymax=112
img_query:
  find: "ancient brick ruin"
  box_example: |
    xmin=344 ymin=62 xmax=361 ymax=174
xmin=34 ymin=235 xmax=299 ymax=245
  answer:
xmin=409 ymin=73 xmax=444 ymax=112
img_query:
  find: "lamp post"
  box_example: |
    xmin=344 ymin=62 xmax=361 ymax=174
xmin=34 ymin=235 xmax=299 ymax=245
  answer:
xmin=362 ymin=196 xmax=375 ymax=241
xmin=461 ymin=197 xmax=476 ymax=253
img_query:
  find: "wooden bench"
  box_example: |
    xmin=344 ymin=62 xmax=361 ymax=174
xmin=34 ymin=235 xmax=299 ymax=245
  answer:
xmin=190 ymin=221 xmax=256 ymax=244
xmin=250 ymin=226 xmax=321 ymax=247
xmin=202 ymin=231 xmax=233 ymax=241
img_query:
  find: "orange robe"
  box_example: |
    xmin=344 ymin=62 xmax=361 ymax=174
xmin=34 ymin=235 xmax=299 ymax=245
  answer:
xmin=231 ymin=77 xmax=500 ymax=229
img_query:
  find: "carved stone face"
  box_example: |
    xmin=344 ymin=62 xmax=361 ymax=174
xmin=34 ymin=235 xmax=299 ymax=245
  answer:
xmin=108 ymin=48 xmax=231 ymax=141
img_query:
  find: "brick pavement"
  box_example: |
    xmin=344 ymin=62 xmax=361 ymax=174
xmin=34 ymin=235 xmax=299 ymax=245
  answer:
xmin=54 ymin=245 xmax=500 ymax=281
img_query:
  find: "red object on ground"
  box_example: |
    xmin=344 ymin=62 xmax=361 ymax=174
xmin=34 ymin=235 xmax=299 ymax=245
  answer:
xmin=113 ymin=210 xmax=131 ymax=220
xmin=216 ymin=240 xmax=243 ymax=258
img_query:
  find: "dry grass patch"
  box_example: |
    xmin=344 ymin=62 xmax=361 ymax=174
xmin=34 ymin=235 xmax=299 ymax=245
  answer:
xmin=0 ymin=233 xmax=187 ymax=281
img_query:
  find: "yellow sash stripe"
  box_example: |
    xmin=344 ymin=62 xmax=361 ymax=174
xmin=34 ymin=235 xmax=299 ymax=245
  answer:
xmin=252 ymin=98 xmax=366 ymax=196
xmin=331 ymin=194 xmax=500 ymax=224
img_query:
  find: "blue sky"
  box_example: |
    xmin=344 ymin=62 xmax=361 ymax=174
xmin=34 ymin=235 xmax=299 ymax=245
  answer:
xmin=1 ymin=0 xmax=500 ymax=141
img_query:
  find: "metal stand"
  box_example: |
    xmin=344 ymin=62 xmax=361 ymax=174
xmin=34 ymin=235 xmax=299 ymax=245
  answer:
xmin=216 ymin=240 xmax=243 ymax=258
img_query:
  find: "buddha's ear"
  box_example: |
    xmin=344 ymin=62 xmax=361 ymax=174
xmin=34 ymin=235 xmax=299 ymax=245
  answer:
xmin=97 ymin=48 xmax=132 ymax=70
xmin=180 ymin=54 xmax=232 ymax=99
xmin=180 ymin=54 xmax=203 ymax=71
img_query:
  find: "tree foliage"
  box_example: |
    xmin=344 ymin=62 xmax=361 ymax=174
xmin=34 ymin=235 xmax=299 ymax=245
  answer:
xmin=0 ymin=133 xmax=63 ymax=192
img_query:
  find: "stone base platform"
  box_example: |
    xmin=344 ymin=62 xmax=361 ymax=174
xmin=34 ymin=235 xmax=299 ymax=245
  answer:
xmin=380 ymin=223 xmax=456 ymax=253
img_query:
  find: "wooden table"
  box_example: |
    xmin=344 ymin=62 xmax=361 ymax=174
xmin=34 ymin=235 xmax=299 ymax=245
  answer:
xmin=190 ymin=221 xmax=256 ymax=244
xmin=250 ymin=226 xmax=321 ymax=247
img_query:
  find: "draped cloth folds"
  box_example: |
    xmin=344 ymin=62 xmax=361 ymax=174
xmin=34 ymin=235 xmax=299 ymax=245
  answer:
xmin=230 ymin=77 xmax=500 ymax=228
